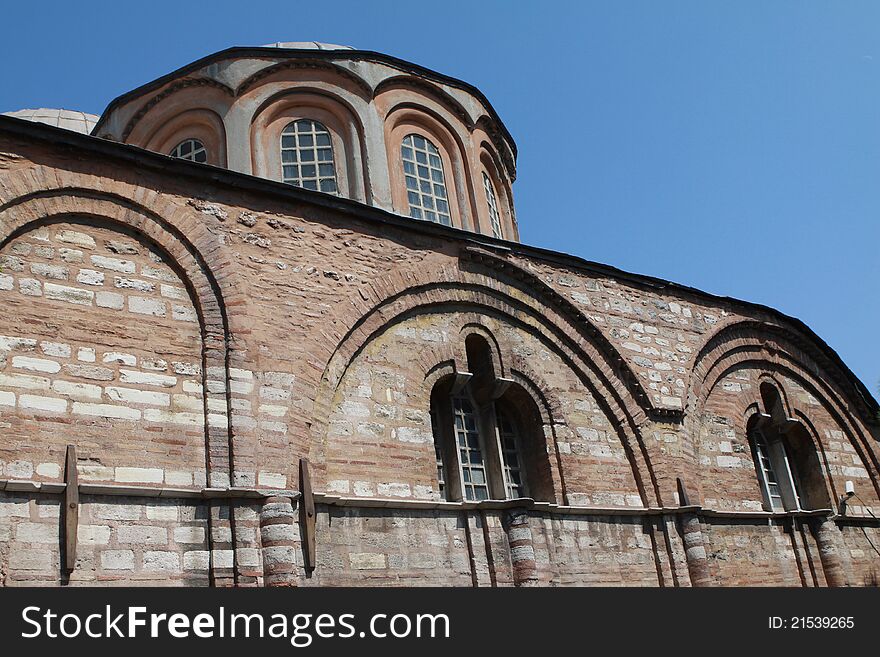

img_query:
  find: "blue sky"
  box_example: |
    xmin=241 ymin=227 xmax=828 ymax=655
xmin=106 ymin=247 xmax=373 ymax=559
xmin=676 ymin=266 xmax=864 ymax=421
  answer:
xmin=1 ymin=1 xmax=877 ymax=393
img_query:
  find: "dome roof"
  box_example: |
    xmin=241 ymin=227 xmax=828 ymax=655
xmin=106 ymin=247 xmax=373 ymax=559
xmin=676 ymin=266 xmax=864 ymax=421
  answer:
xmin=262 ymin=41 xmax=354 ymax=51
xmin=2 ymin=108 xmax=98 ymax=135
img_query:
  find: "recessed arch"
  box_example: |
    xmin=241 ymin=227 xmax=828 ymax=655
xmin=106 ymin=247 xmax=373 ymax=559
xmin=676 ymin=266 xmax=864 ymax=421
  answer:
xmin=308 ymin=257 xmax=661 ymax=506
xmin=0 ymin=187 xmax=242 ymax=487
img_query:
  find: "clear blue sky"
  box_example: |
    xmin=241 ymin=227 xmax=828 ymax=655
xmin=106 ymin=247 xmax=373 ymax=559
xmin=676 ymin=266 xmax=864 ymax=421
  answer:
xmin=1 ymin=1 xmax=877 ymax=394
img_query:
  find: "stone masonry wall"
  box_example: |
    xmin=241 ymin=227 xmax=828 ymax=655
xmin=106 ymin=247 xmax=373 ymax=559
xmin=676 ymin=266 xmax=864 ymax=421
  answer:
xmin=0 ymin=127 xmax=877 ymax=586
xmin=0 ymin=220 xmax=206 ymax=489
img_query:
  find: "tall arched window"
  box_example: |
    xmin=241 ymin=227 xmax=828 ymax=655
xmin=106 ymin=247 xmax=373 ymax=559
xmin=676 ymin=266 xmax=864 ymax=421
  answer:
xmin=747 ymin=382 xmax=827 ymax=512
xmin=170 ymin=138 xmax=207 ymax=163
xmin=482 ymin=172 xmax=503 ymax=239
xmin=749 ymin=423 xmax=800 ymax=511
xmin=401 ymin=134 xmax=451 ymax=225
xmin=281 ymin=119 xmax=337 ymax=193
xmin=430 ymin=334 xmax=549 ymax=502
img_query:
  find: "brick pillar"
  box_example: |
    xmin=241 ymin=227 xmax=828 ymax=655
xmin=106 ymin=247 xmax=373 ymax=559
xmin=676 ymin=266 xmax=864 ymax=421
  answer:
xmin=503 ymin=508 xmax=538 ymax=587
xmin=812 ymin=517 xmax=850 ymax=587
xmin=209 ymin=502 xmax=236 ymax=587
xmin=259 ymin=496 xmax=299 ymax=587
xmin=680 ymin=512 xmax=712 ymax=587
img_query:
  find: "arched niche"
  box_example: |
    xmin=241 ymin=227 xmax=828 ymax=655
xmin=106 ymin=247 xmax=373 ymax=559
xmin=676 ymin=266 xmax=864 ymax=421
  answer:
xmin=249 ymin=89 xmax=367 ymax=202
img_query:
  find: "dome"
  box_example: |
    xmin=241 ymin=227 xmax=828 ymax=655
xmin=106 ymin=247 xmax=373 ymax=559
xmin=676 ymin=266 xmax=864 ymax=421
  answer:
xmin=2 ymin=108 xmax=98 ymax=135
xmin=262 ymin=41 xmax=354 ymax=50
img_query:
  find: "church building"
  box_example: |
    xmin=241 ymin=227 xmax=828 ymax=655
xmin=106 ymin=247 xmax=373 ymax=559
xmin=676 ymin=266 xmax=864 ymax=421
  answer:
xmin=0 ymin=42 xmax=877 ymax=586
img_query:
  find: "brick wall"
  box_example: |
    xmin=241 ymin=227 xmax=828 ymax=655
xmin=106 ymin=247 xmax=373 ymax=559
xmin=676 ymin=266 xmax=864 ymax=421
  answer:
xmin=0 ymin=127 xmax=876 ymax=586
xmin=0 ymin=220 xmax=206 ymax=489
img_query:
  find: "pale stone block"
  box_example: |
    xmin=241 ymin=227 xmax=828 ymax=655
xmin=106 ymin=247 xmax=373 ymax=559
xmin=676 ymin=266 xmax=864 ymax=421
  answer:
xmin=353 ymin=481 xmax=373 ymax=496
xmin=101 ymin=351 xmax=136 ymax=366
xmin=262 ymin=546 xmax=296 ymax=567
xmin=229 ymin=379 xmax=253 ymax=394
xmin=183 ymin=550 xmax=210 ymax=570
xmin=90 ymin=503 xmax=141 ymax=521
xmin=0 ymin=273 xmax=12 ymax=290
xmin=172 ymin=305 xmax=197 ymax=322
xmin=89 ymin=255 xmax=135 ymax=273
xmin=327 ymin=479 xmax=350 ymax=494
xmin=0 ymin=498 xmax=31 ymax=517
xmin=146 ymin=504 xmax=179 ymax=521
xmin=143 ymin=551 xmax=180 ymax=571
xmin=115 ymin=467 xmax=164 ymax=484
xmin=114 ymin=277 xmax=154 ymax=292
xmin=236 ymin=547 xmax=261 ymax=567
xmin=52 ymin=379 xmax=102 ymax=400
xmin=106 ymin=386 xmax=170 ymax=407
xmin=395 ymin=427 xmax=431 ymax=443
xmin=173 ymin=526 xmax=205 ymax=544
xmin=129 ymin=296 xmax=166 ymax=316
xmin=261 ymin=523 xmax=296 ymax=543
xmin=0 ymin=335 xmax=37 ymax=351
xmin=141 ymin=359 xmax=167 ymax=371
xmin=141 ymin=265 xmax=177 ymax=282
xmin=182 ymin=380 xmax=203 ymax=394
xmin=207 ymin=413 xmax=228 ymax=428
xmin=40 ymin=341 xmax=71 ymax=357
xmin=142 ymin=409 xmax=201 ymax=425
xmin=59 ymin=248 xmax=83 ymax=263
xmin=76 ymin=348 xmax=96 ymax=362
xmin=172 ymin=361 xmax=199 ymax=376
xmin=19 ymin=394 xmax=68 ymax=413
xmin=78 ymin=525 xmax=111 ymax=545
xmin=6 ymin=460 xmax=33 ymax=478
xmin=119 ymin=369 xmax=176 ymax=388
xmin=76 ymin=269 xmax=104 ymax=286
xmin=77 ymin=464 xmax=114 ymax=481
xmin=35 ymin=462 xmax=61 ymax=478
xmin=228 ymin=368 xmax=253 ymax=381
xmin=350 ymin=552 xmax=386 ymax=570
xmin=258 ymin=404 xmax=287 ymax=417
xmin=31 ymin=262 xmax=70 ymax=281
xmin=213 ymin=549 xmax=234 ymax=568
xmin=19 ymin=278 xmax=42 ymax=296
xmin=10 ymin=550 xmax=55 ymax=570
xmin=0 ymin=372 xmax=49 ymax=390
xmin=101 ymin=550 xmax=135 ymax=570
xmin=72 ymin=402 xmax=141 ymax=420
xmin=160 ymin=284 xmax=185 ymax=300
xmin=264 ymin=372 xmax=295 ymax=388
xmin=172 ymin=394 xmax=203 ymax=411
xmin=117 ymin=525 xmax=168 ymax=544
xmin=16 ymin=522 xmax=57 ymax=543
xmin=165 ymin=471 xmax=193 ymax=486
xmin=0 ymin=390 xmax=15 ymax=406
xmin=258 ymin=472 xmax=287 ymax=488
xmin=96 ymin=291 xmax=124 ymax=309
xmin=716 ymin=455 xmax=742 ymax=468
xmin=56 ymin=230 xmax=96 ymax=248
xmin=230 ymin=398 xmax=251 ymax=411
xmin=44 ymin=282 xmax=94 ymax=306
xmin=378 ymin=482 xmax=411 ymax=498
xmin=12 ymin=356 xmax=61 ymax=373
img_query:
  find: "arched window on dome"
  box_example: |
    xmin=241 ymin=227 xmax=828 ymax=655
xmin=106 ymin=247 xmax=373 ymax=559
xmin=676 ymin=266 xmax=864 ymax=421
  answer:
xmin=281 ymin=119 xmax=338 ymax=193
xmin=401 ymin=134 xmax=451 ymax=225
xmin=430 ymin=334 xmax=552 ymax=502
xmin=482 ymin=172 xmax=503 ymax=239
xmin=170 ymin=138 xmax=207 ymax=163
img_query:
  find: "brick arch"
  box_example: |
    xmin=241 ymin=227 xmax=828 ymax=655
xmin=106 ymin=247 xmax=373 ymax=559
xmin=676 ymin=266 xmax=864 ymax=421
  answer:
xmin=308 ymin=263 xmax=661 ymax=506
xmin=0 ymin=187 xmax=247 ymax=487
xmin=687 ymin=320 xmax=880 ymax=503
